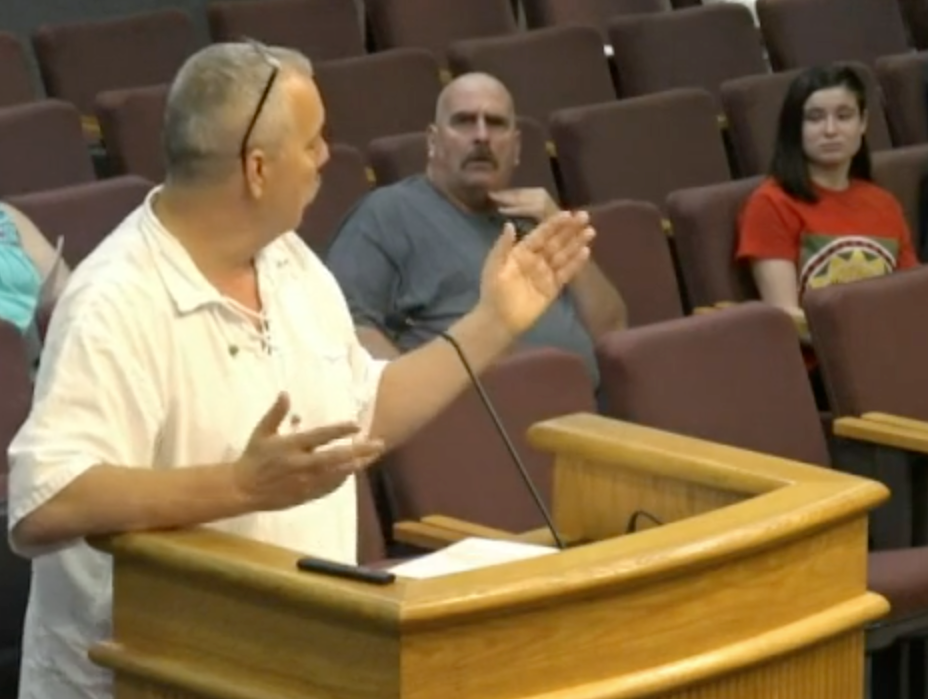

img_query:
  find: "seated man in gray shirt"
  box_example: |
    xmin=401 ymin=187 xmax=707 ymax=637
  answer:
xmin=326 ymin=72 xmax=626 ymax=388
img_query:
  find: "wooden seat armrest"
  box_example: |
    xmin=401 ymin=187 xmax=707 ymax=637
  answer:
xmin=81 ymin=115 xmax=101 ymax=140
xmin=421 ymin=515 xmax=521 ymax=541
xmin=421 ymin=516 xmax=560 ymax=546
xmin=693 ymin=301 xmax=740 ymax=316
xmin=392 ymin=521 xmax=470 ymax=550
xmin=690 ymin=301 xmax=809 ymax=343
xmin=393 ymin=517 xmax=552 ymax=550
xmin=834 ymin=416 xmax=928 ymax=455
xmin=509 ymin=527 xmax=557 ymax=546
xmin=860 ymin=412 xmax=928 ymax=433
xmin=793 ymin=314 xmax=809 ymax=343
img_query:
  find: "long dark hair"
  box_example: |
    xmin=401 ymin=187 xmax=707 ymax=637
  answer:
xmin=769 ymin=65 xmax=871 ymax=203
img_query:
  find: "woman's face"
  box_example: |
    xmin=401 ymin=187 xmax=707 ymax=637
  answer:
xmin=801 ymin=86 xmax=867 ymax=170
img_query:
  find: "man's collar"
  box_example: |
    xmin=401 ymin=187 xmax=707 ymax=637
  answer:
xmin=140 ymin=187 xmax=235 ymax=315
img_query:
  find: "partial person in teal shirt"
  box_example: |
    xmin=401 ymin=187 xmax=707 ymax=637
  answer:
xmin=0 ymin=204 xmax=70 ymax=366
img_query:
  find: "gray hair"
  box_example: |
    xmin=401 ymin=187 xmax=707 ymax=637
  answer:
xmin=162 ymin=41 xmax=314 ymax=184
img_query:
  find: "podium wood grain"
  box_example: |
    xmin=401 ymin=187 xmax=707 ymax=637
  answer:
xmin=90 ymin=414 xmax=888 ymax=699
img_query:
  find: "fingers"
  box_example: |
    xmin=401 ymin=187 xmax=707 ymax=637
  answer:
xmin=289 ymin=439 xmax=386 ymax=476
xmin=282 ymin=421 xmax=363 ymax=452
xmin=251 ymin=392 xmax=292 ymax=439
xmin=496 ymin=205 xmax=529 ymax=218
xmin=490 ymin=189 xmax=555 ymax=221
xmin=522 ymin=211 xmax=589 ymax=252
xmin=547 ymin=225 xmax=594 ymax=280
xmin=552 ymin=224 xmax=596 ymax=263
xmin=554 ymin=246 xmax=592 ymax=286
xmin=488 ymin=189 xmax=519 ymax=205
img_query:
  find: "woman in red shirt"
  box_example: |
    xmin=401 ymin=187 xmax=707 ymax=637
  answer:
xmin=737 ymin=64 xmax=918 ymax=327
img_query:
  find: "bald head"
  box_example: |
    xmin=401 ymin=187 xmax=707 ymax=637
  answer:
xmin=434 ymin=72 xmax=515 ymax=125
xmin=426 ymin=72 xmax=521 ymax=211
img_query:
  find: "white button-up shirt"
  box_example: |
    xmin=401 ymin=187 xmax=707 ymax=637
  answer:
xmin=7 ymin=187 xmax=386 ymax=699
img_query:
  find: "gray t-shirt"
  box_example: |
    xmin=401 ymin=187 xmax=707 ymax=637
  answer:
xmin=325 ymin=175 xmax=599 ymax=385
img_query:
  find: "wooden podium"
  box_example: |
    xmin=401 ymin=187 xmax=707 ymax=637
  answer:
xmin=89 ymin=414 xmax=889 ymax=699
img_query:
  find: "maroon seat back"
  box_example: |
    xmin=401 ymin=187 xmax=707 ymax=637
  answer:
xmin=95 ymin=84 xmax=169 ymax=182
xmin=380 ymin=348 xmax=596 ymax=532
xmin=0 ymin=100 xmax=95 ymax=197
xmin=32 ymin=9 xmax=198 ymax=115
xmin=7 ymin=176 xmax=153 ymax=267
xmin=208 ymin=0 xmax=364 ymax=61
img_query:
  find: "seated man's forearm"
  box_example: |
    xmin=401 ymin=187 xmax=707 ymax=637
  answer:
xmin=569 ymin=262 xmax=627 ymax=338
xmin=13 ymin=462 xmax=248 ymax=552
xmin=369 ymin=305 xmax=514 ymax=448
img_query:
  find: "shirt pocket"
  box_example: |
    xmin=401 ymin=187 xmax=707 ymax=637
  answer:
xmin=286 ymin=336 xmax=362 ymax=429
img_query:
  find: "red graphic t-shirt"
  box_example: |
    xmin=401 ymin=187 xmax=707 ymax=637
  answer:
xmin=736 ymin=178 xmax=918 ymax=299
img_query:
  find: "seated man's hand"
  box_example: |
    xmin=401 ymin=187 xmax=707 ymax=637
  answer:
xmin=489 ymin=188 xmax=560 ymax=223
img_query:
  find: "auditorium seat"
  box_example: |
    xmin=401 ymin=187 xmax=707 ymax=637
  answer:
xmin=207 ymin=0 xmax=365 ymax=62
xmin=0 ymin=320 xmax=33 ymax=698
xmin=0 ymin=32 xmax=37 ymax=109
xmin=756 ymin=0 xmax=911 ymax=71
xmin=588 ymin=199 xmax=684 ymax=326
xmin=313 ymin=49 xmax=442 ymax=155
xmin=366 ymin=0 xmax=517 ymax=66
xmin=95 ymin=84 xmax=169 ymax=182
xmin=0 ymin=321 xmax=31 ymax=503
xmin=875 ymin=51 xmax=928 ymax=147
xmin=31 ymin=9 xmax=198 ymax=119
xmin=606 ymin=3 xmax=768 ymax=101
xmin=357 ymin=471 xmax=388 ymax=565
xmin=871 ymin=144 xmax=928 ymax=251
xmin=596 ymin=301 xmax=928 ymax=698
xmin=551 ymin=88 xmax=731 ymax=210
xmin=521 ymin=0 xmax=671 ymax=37
xmin=365 ymin=133 xmax=424 ymax=186
xmin=366 ymin=116 xmax=557 ymax=194
xmin=298 ymin=143 xmax=369 ymax=254
xmin=377 ymin=348 xmax=596 ymax=534
xmin=0 ymin=100 xmax=95 ymax=197
xmin=665 ymin=176 xmax=762 ymax=309
xmin=804 ymin=266 xmax=928 ymax=425
xmin=720 ymin=62 xmax=893 ymax=177
xmin=447 ymin=26 xmax=616 ymax=136
xmin=6 ymin=176 xmax=153 ymax=267
xmin=899 ymin=0 xmax=928 ymax=50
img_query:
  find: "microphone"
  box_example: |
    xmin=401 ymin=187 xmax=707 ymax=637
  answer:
xmin=383 ymin=312 xmax=567 ymax=551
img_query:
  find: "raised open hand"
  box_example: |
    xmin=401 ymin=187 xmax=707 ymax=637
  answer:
xmin=479 ymin=210 xmax=594 ymax=336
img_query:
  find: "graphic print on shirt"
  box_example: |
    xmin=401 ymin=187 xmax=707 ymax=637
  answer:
xmin=798 ymin=233 xmax=899 ymax=297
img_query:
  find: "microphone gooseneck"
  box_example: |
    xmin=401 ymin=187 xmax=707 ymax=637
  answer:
xmin=384 ymin=313 xmax=567 ymax=551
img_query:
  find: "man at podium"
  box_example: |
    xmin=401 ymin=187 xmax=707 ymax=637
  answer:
xmin=4 ymin=41 xmax=594 ymax=699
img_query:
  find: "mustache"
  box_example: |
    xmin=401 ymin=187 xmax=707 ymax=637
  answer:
xmin=463 ymin=147 xmax=498 ymax=167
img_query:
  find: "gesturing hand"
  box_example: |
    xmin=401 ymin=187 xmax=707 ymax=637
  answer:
xmin=479 ymin=210 xmax=595 ymax=337
xmin=234 ymin=393 xmax=386 ymax=511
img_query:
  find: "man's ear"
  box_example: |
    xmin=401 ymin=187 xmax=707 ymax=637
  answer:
xmin=243 ymin=148 xmax=269 ymax=200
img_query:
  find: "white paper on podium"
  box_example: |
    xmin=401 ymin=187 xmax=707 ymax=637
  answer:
xmin=389 ymin=537 xmax=557 ymax=580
